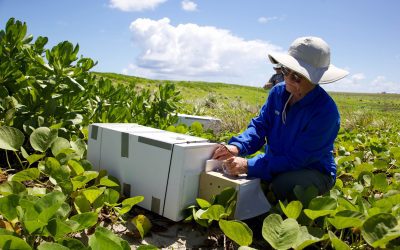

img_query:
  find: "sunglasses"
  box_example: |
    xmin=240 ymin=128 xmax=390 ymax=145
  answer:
xmin=281 ymin=66 xmax=304 ymax=83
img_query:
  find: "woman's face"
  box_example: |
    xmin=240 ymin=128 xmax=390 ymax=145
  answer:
xmin=282 ymin=66 xmax=313 ymax=96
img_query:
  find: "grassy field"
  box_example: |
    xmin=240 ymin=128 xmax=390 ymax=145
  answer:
xmin=95 ymin=72 xmax=400 ymax=133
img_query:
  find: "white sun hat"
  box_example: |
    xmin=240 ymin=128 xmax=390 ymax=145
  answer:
xmin=268 ymin=36 xmax=349 ymax=84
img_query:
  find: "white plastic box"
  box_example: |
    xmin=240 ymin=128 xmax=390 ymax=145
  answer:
xmin=198 ymin=160 xmax=271 ymax=220
xmin=87 ymin=123 xmax=218 ymax=221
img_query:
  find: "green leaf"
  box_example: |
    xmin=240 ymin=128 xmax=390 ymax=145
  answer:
xmin=83 ymin=187 xmax=105 ymax=204
xmin=26 ymin=153 xmax=45 ymax=165
xmin=361 ymin=213 xmax=400 ymax=248
xmin=99 ymin=176 xmax=119 ymax=187
xmin=0 ymin=235 xmax=32 ymax=250
xmin=200 ymin=205 xmax=225 ymax=221
xmin=0 ymin=194 xmax=20 ymax=221
xmin=88 ymin=227 xmax=130 ymax=250
xmin=373 ymin=173 xmax=388 ymax=192
xmin=38 ymin=242 xmax=69 ymax=250
xmin=0 ymin=126 xmax=25 ymax=151
xmin=11 ymin=168 xmax=40 ymax=182
xmin=196 ymin=198 xmax=211 ymax=209
xmin=70 ymin=139 xmax=86 ymax=158
xmin=47 ymin=218 xmax=75 ymax=240
xmin=70 ymin=212 xmax=98 ymax=231
xmin=68 ymin=160 xmax=85 ymax=176
xmin=327 ymin=210 xmax=364 ymax=229
xmin=213 ymin=187 xmax=236 ymax=207
xmin=30 ymin=127 xmax=58 ymax=152
xmin=293 ymin=226 xmax=326 ymax=250
xmin=0 ymin=181 xmax=26 ymax=196
xmin=279 ymin=200 xmax=303 ymax=219
xmin=131 ymin=214 xmax=152 ymax=239
xmin=219 ymin=219 xmax=252 ymax=246
xmin=74 ymin=194 xmax=91 ymax=213
xmin=328 ymin=231 xmax=351 ymax=250
xmin=51 ymin=137 xmax=70 ymax=156
xmin=118 ymin=196 xmax=144 ymax=215
xmin=262 ymin=214 xmax=300 ymax=250
xmin=57 ymin=237 xmax=87 ymax=250
xmin=103 ymin=188 xmax=120 ymax=204
xmin=304 ymin=196 xmax=337 ymax=220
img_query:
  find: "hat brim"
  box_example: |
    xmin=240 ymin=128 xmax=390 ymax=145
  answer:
xmin=268 ymin=52 xmax=349 ymax=84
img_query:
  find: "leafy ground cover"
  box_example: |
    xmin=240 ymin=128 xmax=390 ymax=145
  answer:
xmin=1 ymin=17 xmax=400 ymax=249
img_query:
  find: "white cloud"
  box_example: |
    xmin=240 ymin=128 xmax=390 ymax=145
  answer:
xmin=181 ymin=0 xmax=197 ymax=11
xmin=127 ymin=18 xmax=283 ymax=85
xmin=258 ymin=16 xmax=278 ymax=24
xmin=109 ymin=0 xmax=167 ymax=12
xmin=322 ymin=73 xmax=399 ymax=94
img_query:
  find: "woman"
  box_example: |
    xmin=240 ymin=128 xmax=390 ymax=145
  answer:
xmin=212 ymin=36 xmax=349 ymax=201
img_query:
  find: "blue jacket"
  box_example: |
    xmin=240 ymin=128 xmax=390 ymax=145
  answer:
xmin=229 ymin=83 xmax=340 ymax=182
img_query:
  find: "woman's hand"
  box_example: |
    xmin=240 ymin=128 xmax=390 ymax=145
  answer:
xmin=212 ymin=144 xmax=239 ymax=161
xmin=222 ymin=157 xmax=248 ymax=176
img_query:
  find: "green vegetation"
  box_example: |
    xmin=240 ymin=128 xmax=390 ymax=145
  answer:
xmin=1 ymin=17 xmax=400 ymax=249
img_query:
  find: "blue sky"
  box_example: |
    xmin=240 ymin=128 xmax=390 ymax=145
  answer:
xmin=1 ymin=0 xmax=399 ymax=93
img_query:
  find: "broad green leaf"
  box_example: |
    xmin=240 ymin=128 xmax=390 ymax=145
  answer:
xmin=70 ymin=139 xmax=86 ymax=158
xmin=30 ymin=127 xmax=58 ymax=152
xmin=36 ymin=192 xmax=67 ymax=224
xmin=51 ymin=137 xmax=70 ymax=156
xmin=0 ymin=181 xmax=26 ymax=196
xmin=118 ymin=196 xmax=144 ymax=215
xmin=99 ymin=176 xmax=119 ymax=187
xmin=57 ymin=237 xmax=87 ymax=250
xmin=131 ymin=214 xmax=152 ymax=239
xmin=102 ymin=188 xmax=120 ymax=205
xmin=373 ymin=173 xmax=388 ymax=192
xmin=70 ymin=212 xmax=98 ymax=231
xmin=0 ymin=235 xmax=32 ymax=250
xmin=219 ymin=219 xmax=252 ymax=246
xmin=238 ymin=247 xmax=257 ymax=250
xmin=293 ymin=226 xmax=326 ymax=250
xmin=213 ymin=187 xmax=236 ymax=207
xmin=47 ymin=218 xmax=75 ymax=240
xmin=262 ymin=214 xmax=299 ymax=250
xmin=68 ymin=160 xmax=85 ymax=176
xmin=361 ymin=213 xmax=400 ymax=248
xmin=328 ymin=231 xmax=351 ymax=250
xmin=11 ymin=168 xmax=40 ymax=182
xmin=83 ymin=187 xmax=105 ymax=204
xmin=88 ymin=227 xmax=130 ymax=250
xmin=0 ymin=126 xmax=25 ymax=151
xmin=38 ymin=242 xmax=69 ymax=250
xmin=200 ymin=205 xmax=225 ymax=221
xmin=327 ymin=210 xmax=364 ymax=229
xmin=279 ymin=200 xmax=303 ymax=219
xmin=74 ymin=194 xmax=91 ymax=213
xmin=192 ymin=208 xmax=209 ymax=228
xmin=0 ymin=194 xmax=20 ymax=221
xmin=26 ymin=153 xmax=45 ymax=165
xmin=304 ymin=197 xmax=337 ymax=220
xmin=196 ymin=198 xmax=211 ymax=209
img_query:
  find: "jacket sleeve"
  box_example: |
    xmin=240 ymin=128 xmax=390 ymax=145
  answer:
xmin=247 ymin=104 xmax=340 ymax=181
xmin=228 ymin=89 xmax=274 ymax=156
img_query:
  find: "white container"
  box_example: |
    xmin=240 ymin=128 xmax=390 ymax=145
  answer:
xmin=122 ymin=133 xmax=217 ymax=221
xmin=199 ymin=160 xmax=271 ymax=220
xmin=87 ymin=123 xmax=217 ymax=221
